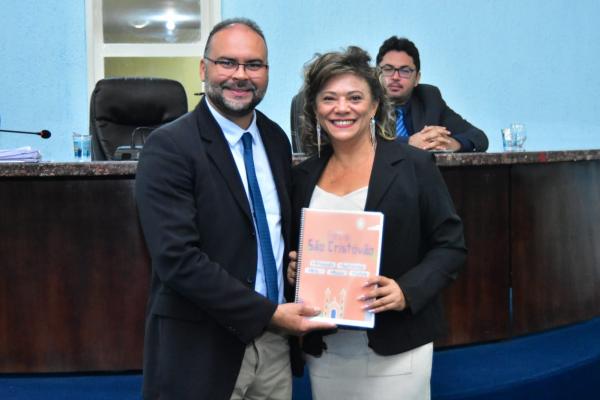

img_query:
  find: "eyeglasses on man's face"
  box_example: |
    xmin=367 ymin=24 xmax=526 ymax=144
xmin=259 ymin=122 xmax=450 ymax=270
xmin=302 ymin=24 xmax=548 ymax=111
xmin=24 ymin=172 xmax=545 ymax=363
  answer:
xmin=378 ymin=65 xmax=416 ymax=79
xmin=205 ymin=57 xmax=269 ymax=74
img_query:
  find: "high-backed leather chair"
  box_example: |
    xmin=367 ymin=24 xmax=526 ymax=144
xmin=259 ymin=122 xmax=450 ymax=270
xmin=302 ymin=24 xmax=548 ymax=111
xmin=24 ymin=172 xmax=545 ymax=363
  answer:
xmin=90 ymin=77 xmax=188 ymax=160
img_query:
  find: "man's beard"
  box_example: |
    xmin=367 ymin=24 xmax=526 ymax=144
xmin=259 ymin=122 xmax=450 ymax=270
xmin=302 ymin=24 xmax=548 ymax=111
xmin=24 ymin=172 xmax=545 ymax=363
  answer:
xmin=205 ymin=79 xmax=266 ymax=118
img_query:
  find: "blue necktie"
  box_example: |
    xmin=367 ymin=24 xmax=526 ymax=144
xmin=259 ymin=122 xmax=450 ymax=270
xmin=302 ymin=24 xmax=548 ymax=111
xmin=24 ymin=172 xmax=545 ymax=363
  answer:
xmin=241 ymin=132 xmax=279 ymax=303
xmin=395 ymin=106 xmax=409 ymax=137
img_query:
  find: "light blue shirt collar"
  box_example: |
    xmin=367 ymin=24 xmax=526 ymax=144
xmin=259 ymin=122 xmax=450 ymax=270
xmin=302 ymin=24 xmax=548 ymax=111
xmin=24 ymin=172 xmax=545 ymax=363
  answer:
xmin=205 ymin=97 xmax=260 ymax=146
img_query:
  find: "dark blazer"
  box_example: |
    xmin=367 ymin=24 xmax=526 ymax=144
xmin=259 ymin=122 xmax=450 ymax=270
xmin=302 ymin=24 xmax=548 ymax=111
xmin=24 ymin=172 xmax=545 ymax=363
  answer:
xmin=291 ymin=139 xmax=466 ymax=363
xmin=403 ymin=83 xmax=488 ymax=152
xmin=135 ymin=97 xmax=292 ymax=400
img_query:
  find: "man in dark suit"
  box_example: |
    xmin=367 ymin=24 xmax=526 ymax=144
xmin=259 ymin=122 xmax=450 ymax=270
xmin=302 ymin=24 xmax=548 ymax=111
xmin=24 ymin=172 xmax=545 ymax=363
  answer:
xmin=135 ymin=18 xmax=333 ymax=400
xmin=376 ymin=36 xmax=488 ymax=152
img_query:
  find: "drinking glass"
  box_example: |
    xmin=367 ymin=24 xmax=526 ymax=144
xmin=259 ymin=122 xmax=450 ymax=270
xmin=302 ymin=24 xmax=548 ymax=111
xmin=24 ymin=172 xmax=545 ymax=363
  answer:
xmin=510 ymin=123 xmax=527 ymax=151
xmin=73 ymin=132 xmax=92 ymax=161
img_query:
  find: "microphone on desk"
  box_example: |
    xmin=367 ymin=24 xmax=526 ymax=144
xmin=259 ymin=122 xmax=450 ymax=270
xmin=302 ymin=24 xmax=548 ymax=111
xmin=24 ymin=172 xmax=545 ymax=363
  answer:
xmin=0 ymin=128 xmax=52 ymax=139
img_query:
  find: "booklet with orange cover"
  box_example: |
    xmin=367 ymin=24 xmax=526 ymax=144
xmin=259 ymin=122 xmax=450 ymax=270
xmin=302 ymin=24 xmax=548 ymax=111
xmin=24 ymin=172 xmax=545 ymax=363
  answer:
xmin=294 ymin=208 xmax=384 ymax=328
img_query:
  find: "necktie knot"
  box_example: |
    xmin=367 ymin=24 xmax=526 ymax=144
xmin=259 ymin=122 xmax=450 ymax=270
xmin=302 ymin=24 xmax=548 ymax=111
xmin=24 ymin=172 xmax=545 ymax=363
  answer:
xmin=242 ymin=132 xmax=253 ymax=151
xmin=395 ymin=106 xmax=403 ymax=119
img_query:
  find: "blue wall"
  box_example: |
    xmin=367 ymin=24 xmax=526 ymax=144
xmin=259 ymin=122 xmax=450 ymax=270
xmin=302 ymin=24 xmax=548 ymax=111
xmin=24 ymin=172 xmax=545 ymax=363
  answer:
xmin=225 ymin=0 xmax=600 ymax=152
xmin=0 ymin=1 xmax=88 ymax=161
xmin=1 ymin=0 xmax=600 ymax=159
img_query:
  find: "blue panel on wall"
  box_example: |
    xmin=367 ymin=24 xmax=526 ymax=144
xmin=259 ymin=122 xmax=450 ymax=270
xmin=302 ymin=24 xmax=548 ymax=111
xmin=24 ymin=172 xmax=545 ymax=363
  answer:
xmin=1 ymin=1 xmax=600 ymax=159
xmin=0 ymin=1 xmax=88 ymax=161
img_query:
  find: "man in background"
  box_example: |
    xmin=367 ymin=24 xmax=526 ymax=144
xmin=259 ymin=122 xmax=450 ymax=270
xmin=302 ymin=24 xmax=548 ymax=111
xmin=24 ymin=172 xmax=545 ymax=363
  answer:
xmin=377 ymin=36 xmax=488 ymax=152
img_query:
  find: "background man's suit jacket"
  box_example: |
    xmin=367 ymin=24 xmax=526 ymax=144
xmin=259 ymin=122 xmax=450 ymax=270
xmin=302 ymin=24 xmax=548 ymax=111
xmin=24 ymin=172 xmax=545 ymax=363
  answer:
xmin=291 ymin=139 xmax=466 ymax=366
xmin=405 ymin=83 xmax=489 ymax=152
xmin=135 ymin=97 xmax=292 ymax=400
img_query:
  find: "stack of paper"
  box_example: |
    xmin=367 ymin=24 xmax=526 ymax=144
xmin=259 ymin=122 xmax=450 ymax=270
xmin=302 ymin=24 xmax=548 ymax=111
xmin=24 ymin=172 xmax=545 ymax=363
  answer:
xmin=0 ymin=146 xmax=42 ymax=162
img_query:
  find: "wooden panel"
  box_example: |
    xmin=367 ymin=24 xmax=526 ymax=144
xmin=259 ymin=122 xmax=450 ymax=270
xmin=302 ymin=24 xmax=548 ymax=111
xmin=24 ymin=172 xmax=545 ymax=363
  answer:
xmin=436 ymin=166 xmax=511 ymax=346
xmin=2 ymin=159 xmax=599 ymax=372
xmin=511 ymin=161 xmax=600 ymax=335
xmin=0 ymin=177 xmax=150 ymax=373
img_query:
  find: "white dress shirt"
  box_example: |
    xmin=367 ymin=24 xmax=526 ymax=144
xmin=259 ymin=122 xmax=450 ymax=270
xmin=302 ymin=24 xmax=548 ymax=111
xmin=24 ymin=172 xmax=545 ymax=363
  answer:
xmin=205 ymin=99 xmax=285 ymax=304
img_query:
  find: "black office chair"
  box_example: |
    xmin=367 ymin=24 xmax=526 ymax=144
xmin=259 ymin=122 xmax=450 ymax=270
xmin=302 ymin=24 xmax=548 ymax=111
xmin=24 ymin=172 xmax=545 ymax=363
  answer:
xmin=90 ymin=77 xmax=188 ymax=160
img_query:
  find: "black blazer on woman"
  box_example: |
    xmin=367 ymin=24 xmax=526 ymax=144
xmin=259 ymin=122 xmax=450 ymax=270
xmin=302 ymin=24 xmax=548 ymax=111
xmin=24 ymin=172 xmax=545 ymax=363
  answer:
xmin=291 ymin=139 xmax=466 ymax=360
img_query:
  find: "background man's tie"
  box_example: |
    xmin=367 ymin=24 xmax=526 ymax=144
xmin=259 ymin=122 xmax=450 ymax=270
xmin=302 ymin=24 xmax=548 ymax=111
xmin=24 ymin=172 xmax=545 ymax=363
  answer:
xmin=395 ymin=106 xmax=409 ymax=137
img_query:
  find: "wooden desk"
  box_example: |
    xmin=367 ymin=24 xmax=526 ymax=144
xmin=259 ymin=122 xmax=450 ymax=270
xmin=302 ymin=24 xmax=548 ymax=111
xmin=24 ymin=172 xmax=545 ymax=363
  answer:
xmin=0 ymin=162 xmax=146 ymax=372
xmin=1 ymin=151 xmax=599 ymax=372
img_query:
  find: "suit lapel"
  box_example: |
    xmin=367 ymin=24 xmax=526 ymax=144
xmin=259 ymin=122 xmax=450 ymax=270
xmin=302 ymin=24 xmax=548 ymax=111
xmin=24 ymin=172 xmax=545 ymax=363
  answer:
xmin=297 ymin=148 xmax=331 ymax=208
xmin=365 ymin=141 xmax=405 ymax=211
xmin=410 ymin=93 xmax=426 ymax=133
xmin=257 ymin=114 xmax=291 ymax=236
xmin=298 ymin=143 xmax=404 ymax=211
xmin=195 ymin=98 xmax=252 ymax=222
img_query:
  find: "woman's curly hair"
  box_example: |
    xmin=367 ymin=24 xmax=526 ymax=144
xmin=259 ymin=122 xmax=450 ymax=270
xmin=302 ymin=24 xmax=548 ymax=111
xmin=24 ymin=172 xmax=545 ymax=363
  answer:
xmin=299 ymin=46 xmax=395 ymax=155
